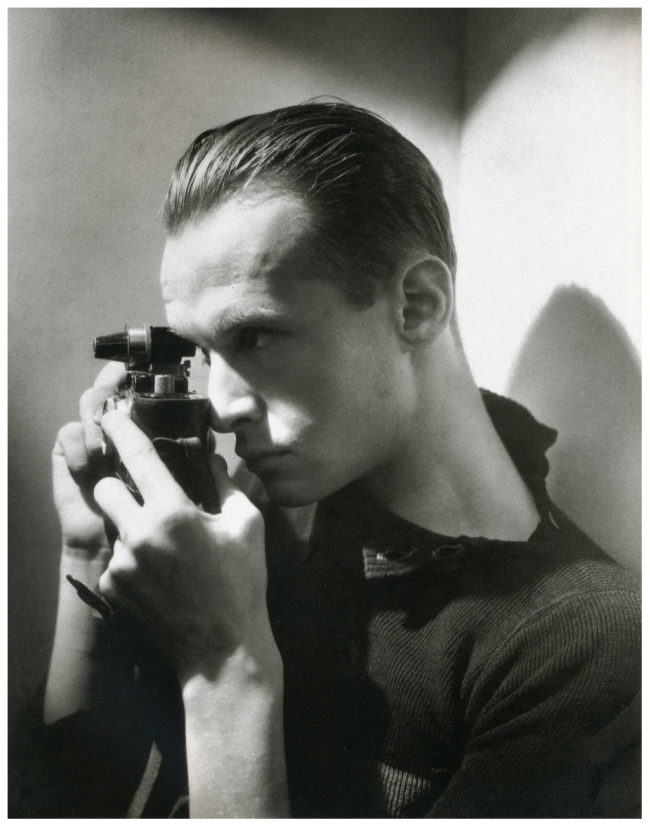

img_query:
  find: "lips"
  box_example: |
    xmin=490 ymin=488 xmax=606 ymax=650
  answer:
xmin=236 ymin=447 xmax=289 ymax=464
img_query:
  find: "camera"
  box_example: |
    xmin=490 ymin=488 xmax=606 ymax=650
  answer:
xmin=94 ymin=324 xmax=218 ymax=512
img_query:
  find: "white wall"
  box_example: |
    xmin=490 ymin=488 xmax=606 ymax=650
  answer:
xmin=457 ymin=9 xmax=641 ymax=570
xmin=457 ymin=9 xmax=641 ymax=392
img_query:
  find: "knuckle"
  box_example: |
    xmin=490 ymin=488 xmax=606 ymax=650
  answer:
xmin=58 ymin=420 xmax=83 ymax=443
xmin=53 ymin=421 xmax=82 ymax=455
xmin=66 ymin=456 xmax=89 ymax=478
xmin=92 ymin=476 xmax=110 ymax=499
xmin=119 ymin=523 xmax=149 ymax=553
xmin=109 ymin=551 xmax=137 ymax=581
xmin=95 ymin=360 xmax=125 ymax=388
xmin=81 ymin=384 xmax=113 ymax=434
xmin=158 ymin=504 xmax=195 ymax=535
xmin=98 ymin=569 xmax=113 ymax=598
xmin=53 ymin=422 xmax=92 ymax=476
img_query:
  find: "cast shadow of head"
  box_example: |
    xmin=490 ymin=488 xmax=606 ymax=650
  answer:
xmin=506 ymin=285 xmax=640 ymax=575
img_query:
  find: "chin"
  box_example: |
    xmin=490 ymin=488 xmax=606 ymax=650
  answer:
xmin=261 ymin=481 xmax=320 ymax=508
xmin=258 ymin=470 xmax=343 ymax=508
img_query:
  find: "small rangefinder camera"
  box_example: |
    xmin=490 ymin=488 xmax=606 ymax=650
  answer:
xmin=94 ymin=324 xmax=218 ymax=512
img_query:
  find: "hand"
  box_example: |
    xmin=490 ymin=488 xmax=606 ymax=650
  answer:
xmin=93 ymin=410 xmax=274 ymax=685
xmin=52 ymin=361 xmax=125 ymax=560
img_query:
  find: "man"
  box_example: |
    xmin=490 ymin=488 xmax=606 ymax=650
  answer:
xmin=44 ymin=102 xmax=639 ymax=817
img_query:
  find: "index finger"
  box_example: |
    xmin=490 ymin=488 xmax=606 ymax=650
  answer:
xmin=101 ymin=409 xmax=187 ymax=505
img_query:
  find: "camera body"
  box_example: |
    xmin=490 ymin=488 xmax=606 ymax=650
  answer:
xmin=95 ymin=324 xmax=218 ymax=512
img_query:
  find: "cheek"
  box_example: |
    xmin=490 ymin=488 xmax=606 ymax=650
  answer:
xmin=344 ymin=358 xmax=416 ymax=450
xmin=259 ymin=365 xmax=349 ymax=445
xmin=260 ymin=340 xmax=411 ymax=445
xmin=313 ymin=361 xmax=408 ymax=440
xmin=373 ymin=362 xmax=413 ymax=409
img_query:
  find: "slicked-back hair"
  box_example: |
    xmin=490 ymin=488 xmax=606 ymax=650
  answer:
xmin=163 ymin=102 xmax=456 ymax=307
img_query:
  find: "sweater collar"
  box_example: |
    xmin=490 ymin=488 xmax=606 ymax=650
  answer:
xmin=311 ymin=390 xmax=561 ymax=581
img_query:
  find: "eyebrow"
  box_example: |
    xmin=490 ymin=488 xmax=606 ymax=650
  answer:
xmin=185 ymin=306 xmax=292 ymax=348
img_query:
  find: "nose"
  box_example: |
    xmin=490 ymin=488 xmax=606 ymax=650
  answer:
xmin=207 ymin=353 xmax=264 ymax=433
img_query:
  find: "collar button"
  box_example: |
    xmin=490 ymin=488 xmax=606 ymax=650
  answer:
xmin=379 ymin=545 xmax=417 ymax=561
xmin=432 ymin=543 xmax=464 ymax=559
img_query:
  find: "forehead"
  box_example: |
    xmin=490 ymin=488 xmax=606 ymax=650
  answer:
xmin=161 ymin=193 xmax=313 ymax=300
xmin=160 ymin=193 xmax=334 ymax=339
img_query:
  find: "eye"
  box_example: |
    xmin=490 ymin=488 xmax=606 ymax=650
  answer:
xmin=237 ymin=327 xmax=278 ymax=351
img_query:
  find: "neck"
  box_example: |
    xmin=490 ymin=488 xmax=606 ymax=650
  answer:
xmin=362 ymin=342 xmax=540 ymax=541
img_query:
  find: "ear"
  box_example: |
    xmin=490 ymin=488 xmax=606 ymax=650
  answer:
xmin=397 ymin=255 xmax=454 ymax=344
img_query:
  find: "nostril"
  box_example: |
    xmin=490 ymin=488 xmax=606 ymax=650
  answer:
xmin=230 ymin=415 xmax=253 ymax=432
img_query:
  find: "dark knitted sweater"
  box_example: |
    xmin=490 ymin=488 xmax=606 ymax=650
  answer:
xmin=268 ymin=494 xmax=640 ymax=817
xmin=10 ymin=392 xmax=640 ymax=818
xmin=266 ymin=391 xmax=641 ymax=817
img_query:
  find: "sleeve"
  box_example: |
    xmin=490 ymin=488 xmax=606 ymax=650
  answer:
xmin=427 ymin=589 xmax=641 ymax=818
xmin=9 ymin=620 xmax=188 ymax=818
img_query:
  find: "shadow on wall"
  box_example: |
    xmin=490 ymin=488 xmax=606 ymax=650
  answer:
xmin=166 ymin=8 xmax=462 ymax=117
xmin=507 ymin=286 xmax=640 ymax=574
xmin=461 ymin=7 xmax=629 ymax=113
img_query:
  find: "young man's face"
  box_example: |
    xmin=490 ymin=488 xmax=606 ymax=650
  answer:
xmin=161 ymin=193 xmax=416 ymax=506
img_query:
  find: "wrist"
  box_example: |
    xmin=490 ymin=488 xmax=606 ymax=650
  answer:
xmin=60 ymin=544 xmax=110 ymax=589
xmin=181 ymin=639 xmax=284 ymax=705
xmin=181 ymin=646 xmax=288 ymax=819
xmin=45 ymin=555 xmax=109 ymax=724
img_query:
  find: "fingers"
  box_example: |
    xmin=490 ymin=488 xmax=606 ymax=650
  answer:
xmin=52 ymin=423 xmax=93 ymax=512
xmin=54 ymin=421 xmax=90 ymax=475
xmin=79 ymin=388 xmax=104 ymax=459
xmin=101 ymin=410 xmax=187 ymax=504
xmin=80 ymin=361 xmax=126 ymax=460
xmin=54 ymin=420 xmax=107 ymax=488
xmin=94 ymin=476 xmax=142 ymax=535
xmin=93 ymin=359 xmax=128 ymax=393
xmin=98 ymin=539 xmax=140 ymax=617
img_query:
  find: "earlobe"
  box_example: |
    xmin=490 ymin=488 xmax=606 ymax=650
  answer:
xmin=399 ymin=256 xmax=454 ymax=345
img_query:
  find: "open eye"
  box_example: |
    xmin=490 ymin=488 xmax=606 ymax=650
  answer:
xmin=199 ymin=326 xmax=286 ymax=366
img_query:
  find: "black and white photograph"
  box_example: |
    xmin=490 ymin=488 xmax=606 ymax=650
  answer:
xmin=8 ymin=7 xmax=641 ymax=818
